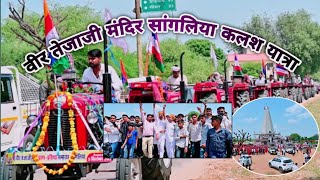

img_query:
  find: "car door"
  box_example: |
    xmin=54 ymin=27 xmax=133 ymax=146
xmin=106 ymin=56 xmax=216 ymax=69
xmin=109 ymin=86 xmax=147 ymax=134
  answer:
xmin=1 ymin=75 xmax=20 ymax=151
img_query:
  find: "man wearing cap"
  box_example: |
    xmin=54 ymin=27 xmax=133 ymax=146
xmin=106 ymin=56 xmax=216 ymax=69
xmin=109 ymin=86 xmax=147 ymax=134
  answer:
xmin=165 ymin=114 xmax=177 ymax=158
xmin=188 ymin=113 xmax=201 ymax=158
xmin=167 ymin=65 xmax=188 ymax=89
xmin=140 ymin=103 xmax=156 ymax=158
xmin=204 ymin=116 xmax=232 ymax=158
xmin=154 ymin=104 xmax=167 ymax=158
xmin=82 ymin=49 xmax=123 ymax=101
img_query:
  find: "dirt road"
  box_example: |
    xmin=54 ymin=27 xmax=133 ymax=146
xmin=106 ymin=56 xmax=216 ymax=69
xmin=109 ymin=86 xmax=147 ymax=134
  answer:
xmin=234 ymin=149 xmax=316 ymax=175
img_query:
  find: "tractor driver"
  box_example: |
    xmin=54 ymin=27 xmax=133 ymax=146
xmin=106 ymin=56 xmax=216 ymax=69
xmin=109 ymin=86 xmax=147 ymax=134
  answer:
xmin=82 ymin=49 xmax=123 ymax=101
xmin=167 ymin=65 xmax=188 ymax=91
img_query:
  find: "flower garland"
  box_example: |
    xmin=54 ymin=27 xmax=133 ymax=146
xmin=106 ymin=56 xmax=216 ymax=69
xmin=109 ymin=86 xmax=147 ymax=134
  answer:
xmin=32 ymin=91 xmax=78 ymax=175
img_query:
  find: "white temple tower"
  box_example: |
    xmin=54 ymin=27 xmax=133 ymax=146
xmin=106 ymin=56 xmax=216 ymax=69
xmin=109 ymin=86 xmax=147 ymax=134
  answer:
xmin=261 ymin=106 xmax=274 ymax=134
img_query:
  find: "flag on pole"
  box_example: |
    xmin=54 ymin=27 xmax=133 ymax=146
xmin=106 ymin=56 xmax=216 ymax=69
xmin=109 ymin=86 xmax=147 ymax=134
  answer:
xmin=147 ymin=33 xmax=164 ymax=73
xmin=120 ymin=59 xmax=128 ymax=85
xmin=276 ymin=64 xmax=289 ymax=76
xmin=234 ymin=54 xmax=243 ymax=75
xmin=104 ymin=9 xmax=128 ymax=54
xmin=262 ymin=58 xmax=266 ymax=76
xmin=210 ymin=45 xmax=218 ymax=70
xmin=44 ymin=0 xmax=69 ymax=74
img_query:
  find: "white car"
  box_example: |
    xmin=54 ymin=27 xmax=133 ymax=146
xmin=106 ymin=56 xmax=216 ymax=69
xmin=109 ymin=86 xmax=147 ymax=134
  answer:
xmin=285 ymin=147 xmax=294 ymax=154
xmin=239 ymin=154 xmax=252 ymax=170
xmin=269 ymin=157 xmax=294 ymax=173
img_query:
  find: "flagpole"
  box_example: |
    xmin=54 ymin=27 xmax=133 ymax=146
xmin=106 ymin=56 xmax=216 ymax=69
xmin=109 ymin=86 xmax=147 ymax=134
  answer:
xmin=103 ymin=21 xmax=112 ymax=103
xmin=135 ymin=0 xmax=143 ymax=77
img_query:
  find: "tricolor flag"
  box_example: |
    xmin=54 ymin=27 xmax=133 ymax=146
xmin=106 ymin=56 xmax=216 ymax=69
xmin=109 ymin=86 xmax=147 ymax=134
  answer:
xmin=44 ymin=0 xmax=69 ymax=74
xmin=262 ymin=59 xmax=266 ymax=76
xmin=234 ymin=54 xmax=243 ymax=75
xmin=147 ymin=33 xmax=164 ymax=73
xmin=276 ymin=64 xmax=289 ymax=76
xmin=120 ymin=59 xmax=128 ymax=85
xmin=210 ymin=45 xmax=218 ymax=70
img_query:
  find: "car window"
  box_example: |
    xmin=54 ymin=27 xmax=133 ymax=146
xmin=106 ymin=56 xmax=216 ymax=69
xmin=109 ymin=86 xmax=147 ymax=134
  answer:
xmin=272 ymin=158 xmax=277 ymax=161
xmin=283 ymin=159 xmax=293 ymax=163
xmin=1 ymin=76 xmax=14 ymax=103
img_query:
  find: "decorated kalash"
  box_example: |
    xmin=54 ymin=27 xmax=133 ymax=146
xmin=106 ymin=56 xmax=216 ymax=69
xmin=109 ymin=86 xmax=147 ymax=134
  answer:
xmin=4 ymin=69 xmax=110 ymax=179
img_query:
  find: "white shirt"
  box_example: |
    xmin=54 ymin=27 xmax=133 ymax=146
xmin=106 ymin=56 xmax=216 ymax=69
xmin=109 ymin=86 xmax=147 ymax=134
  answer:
xmin=188 ymin=122 xmax=201 ymax=142
xmin=175 ymin=128 xmax=189 ymax=148
xmin=255 ymin=78 xmax=266 ymax=86
xmin=104 ymin=121 xmax=120 ymax=143
xmin=165 ymin=121 xmax=176 ymax=142
xmin=154 ymin=111 xmax=166 ymax=140
xmin=82 ymin=64 xmax=123 ymax=92
xmin=141 ymin=111 xmax=156 ymax=137
xmin=221 ymin=116 xmax=232 ymax=132
xmin=168 ymin=74 xmax=188 ymax=86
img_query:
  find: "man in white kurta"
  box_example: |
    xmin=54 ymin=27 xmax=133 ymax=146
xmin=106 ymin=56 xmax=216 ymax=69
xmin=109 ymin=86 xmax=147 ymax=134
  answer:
xmin=167 ymin=66 xmax=188 ymax=89
xmin=154 ymin=104 xmax=167 ymax=158
xmin=165 ymin=114 xmax=176 ymax=158
xmin=82 ymin=49 xmax=123 ymax=101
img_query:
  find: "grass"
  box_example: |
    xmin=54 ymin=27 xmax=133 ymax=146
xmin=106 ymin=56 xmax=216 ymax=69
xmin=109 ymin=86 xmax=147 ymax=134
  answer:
xmin=303 ymin=95 xmax=320 ymax=152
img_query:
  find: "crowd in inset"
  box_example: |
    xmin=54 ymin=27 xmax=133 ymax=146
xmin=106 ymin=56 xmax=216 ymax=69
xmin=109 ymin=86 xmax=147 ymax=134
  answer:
xmin=104 ymin=103 xmax=233 ymax=158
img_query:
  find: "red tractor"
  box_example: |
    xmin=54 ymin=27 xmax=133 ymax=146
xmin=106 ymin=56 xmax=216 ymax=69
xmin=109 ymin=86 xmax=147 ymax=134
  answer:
xmin=128 ymin=53 xmax=189 ymax=103
xmin=268 ymin=82 xmax=288 ymax=98
xmin=251 ymin=85 xmax=268 ymax=100
xmin=193 ymin=82 xmax=225 ymax=103
xmin=227 ymin=76 xmax=250 ymax=111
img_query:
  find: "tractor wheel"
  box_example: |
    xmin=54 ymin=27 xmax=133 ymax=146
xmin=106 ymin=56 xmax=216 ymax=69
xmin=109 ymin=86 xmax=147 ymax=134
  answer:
xmin=116 ymin=159 xmax=142 ymax=180
xmin=141 ymin=158 xmax=172 ymax=180
xmin=258 ymin=90 xmax=268 ymax=98
xmin=283 ymin=88 xmax=288 ymax=98
xmin=272 ymin=89 xmax=281 ymax=97
xmin=298 ymin=88 xmax=303 ymax=103
xmin=236 ymin=91 xmax=250 ymax=108
xmin=200 ymin=93 xmax=217 ymax=103
xmin=311 ymin=87 xmax=315 ymax=97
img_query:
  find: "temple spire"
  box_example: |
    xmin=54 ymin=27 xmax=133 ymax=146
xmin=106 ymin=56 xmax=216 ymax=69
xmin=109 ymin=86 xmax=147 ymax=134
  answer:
xmin=261 ymin=106 xmax=274 ymax=134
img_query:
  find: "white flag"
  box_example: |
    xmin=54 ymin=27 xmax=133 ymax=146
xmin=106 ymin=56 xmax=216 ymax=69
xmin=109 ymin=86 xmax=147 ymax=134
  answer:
xmin=210 ymin=45 xmax=218 ymax=70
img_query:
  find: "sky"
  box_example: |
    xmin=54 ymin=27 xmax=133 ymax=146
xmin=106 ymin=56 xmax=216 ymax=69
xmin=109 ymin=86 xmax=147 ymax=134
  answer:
xmin=104 ymin=103 xmax=232 ymax=120
xmin=1 ymin=0 xmax=320 ymax=52
xmin=233 ymin=97 xmax=319 ymax=138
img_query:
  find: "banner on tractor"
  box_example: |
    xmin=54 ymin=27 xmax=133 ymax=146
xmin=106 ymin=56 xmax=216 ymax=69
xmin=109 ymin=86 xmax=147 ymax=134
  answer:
xmin=5 ymin=150 xmax=112 ymax=165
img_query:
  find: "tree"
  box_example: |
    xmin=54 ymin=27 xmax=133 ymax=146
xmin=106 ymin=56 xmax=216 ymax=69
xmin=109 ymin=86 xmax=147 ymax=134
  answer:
xmin=1 ymin=1 xmax=104 ymax=81
xmin=241 ymin=62 xmax=262 ymax=78
xmin=233 ymin=129 xmax=251 ymax=145
xmin=289 ymin=133 xmax=301 ymax=141
xmin=227 ymin=10 xmax=320 ymax=76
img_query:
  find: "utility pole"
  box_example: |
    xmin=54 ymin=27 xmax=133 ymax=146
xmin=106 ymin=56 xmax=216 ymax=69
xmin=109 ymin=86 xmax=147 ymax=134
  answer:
xmin=135 ymin=0 xmax=143 ymax=77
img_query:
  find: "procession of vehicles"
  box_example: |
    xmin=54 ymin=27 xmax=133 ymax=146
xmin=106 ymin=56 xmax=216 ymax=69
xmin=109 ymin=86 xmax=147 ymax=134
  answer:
xmin=1 ymin=50 xmax=318 ymax=179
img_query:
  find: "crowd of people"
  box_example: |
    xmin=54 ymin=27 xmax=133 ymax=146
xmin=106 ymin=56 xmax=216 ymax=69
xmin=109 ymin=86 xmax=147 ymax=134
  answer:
xmin=104 ymin=104 xmax=233 ymax=159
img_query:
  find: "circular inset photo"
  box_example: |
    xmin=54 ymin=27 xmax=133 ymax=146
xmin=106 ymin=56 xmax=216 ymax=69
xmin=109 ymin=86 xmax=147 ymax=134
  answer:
xmin=232 ymin=97 xmax=319 ymax=176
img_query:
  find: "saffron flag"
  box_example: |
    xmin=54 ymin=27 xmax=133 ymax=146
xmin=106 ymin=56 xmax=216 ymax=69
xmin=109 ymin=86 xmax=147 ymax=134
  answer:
xmin=147 ymin=33 xmax=165 ymax=73
xmin=120 ymin=59 xmax=128 ymax=85
xmin=276 ymin=64 xmax=289 ymax=76
xmin=44 ymin=0 xmax=69 ymax=74
xmin=262 ymin=58 xmax=266 ymax=76
xmin=210 ymin=45 xmax=218 ymax=70
xmin=234 ymin=54 xmax=243 ymax=75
